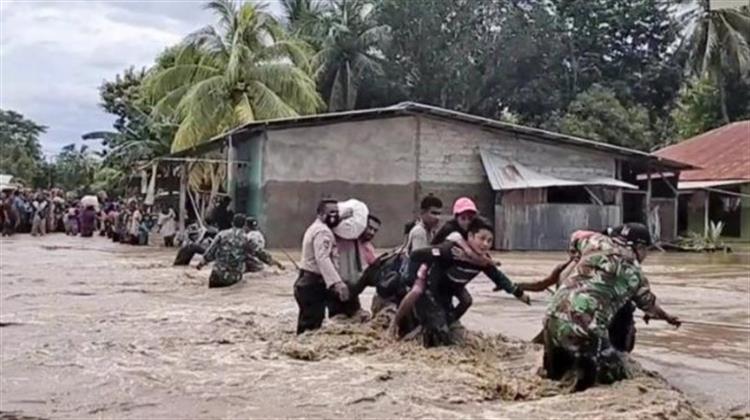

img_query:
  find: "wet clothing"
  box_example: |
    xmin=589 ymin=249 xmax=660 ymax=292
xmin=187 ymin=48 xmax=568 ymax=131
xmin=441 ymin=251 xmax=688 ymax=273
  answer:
xmin=31 ymin=200 xmax=49 ymax=236
xmin=174 ymin=243 xmax=205 ymax=266
xmin=298 ymin=219 xmax=342 ymax=288
xmin=158 ymin=209 xmax=177 ymax=246
xmin=295 ymin=219 xmax=345 ymax=333
xmin=202 ymin=227 xmax=273 ymax=288
xmin=544 ymin=233 xmax=658 ymax=390
xmin=431 ymin=219 xmax=465 ymax=245
xmin=405 ymin=219 xmax=435 ymax=254
xmin=80 ymin=208 xmax=97 ymax=237
xmin=409 ymin=242 xmax=520 ymax=347
xmin=294 ymin=270 xmax=328 ymax=334
xmin=246 ymin=230 xmax=265 ymax=250
xmin=208 ymin=205 xmax=233 ymax=230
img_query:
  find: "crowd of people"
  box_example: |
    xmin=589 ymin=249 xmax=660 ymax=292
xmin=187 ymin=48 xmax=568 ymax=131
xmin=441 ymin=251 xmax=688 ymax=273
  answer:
xmin=0 ymin=188 xmax=180 ymax=248
xmin=1 ymin=187 xmax=682 ymax=393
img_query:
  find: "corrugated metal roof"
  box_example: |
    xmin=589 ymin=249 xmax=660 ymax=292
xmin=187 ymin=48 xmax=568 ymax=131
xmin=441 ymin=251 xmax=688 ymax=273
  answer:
xmin=655 ymin=121 xmax=750 ymax=182
xmin=479 ymin=149 xmax=638 ymax=191
xmin=170 ymin=102 xmax=693 ymax=170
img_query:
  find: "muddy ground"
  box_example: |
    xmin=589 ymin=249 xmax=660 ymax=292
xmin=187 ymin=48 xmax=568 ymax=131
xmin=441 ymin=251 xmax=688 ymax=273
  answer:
xmin=1 ymin=234 xmax=748 ymax=419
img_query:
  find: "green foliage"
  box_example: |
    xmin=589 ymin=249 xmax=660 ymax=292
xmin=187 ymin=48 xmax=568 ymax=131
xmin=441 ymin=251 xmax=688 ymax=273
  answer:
xmin=555 ymin=85 xmax=655 ymax=151
xmin=142 ymin=0 xmax=322 ymax=152
xmin=674 ymin=0 xmax=750 ymax=121
xmin=95 ymin=66 xmax=175 ymax=163
xmin=678 ymin=221 xmax=728 ymax=252
xmin=671 ymin=77 xmax=724 ymax=140
xmin=53 ymin=144 xmax=100 ymax=194
xmin=0 ymin=109 xmax=47 ymax=185
xmin=312 ymin=0 xmax=390 ymax=111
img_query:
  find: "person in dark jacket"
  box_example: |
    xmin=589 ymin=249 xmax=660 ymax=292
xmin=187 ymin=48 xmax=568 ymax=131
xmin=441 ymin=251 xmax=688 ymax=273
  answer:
xmin=207 ymin=196 xmax=233 ymax=231
xmin=392 ymin=217 xmax=530 ymax=346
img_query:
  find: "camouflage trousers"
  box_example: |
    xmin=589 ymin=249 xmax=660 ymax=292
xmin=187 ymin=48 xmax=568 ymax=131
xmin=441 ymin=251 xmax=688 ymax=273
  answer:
xmin=543 ymin=316 xmax=631 ymax=391
xmin=208 ymin=269 xmax=243 ymax=288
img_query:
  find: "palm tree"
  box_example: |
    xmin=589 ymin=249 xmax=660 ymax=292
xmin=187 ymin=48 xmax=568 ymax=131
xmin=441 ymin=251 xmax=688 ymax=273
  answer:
xmin=313 ymin=0 xmax=390 ymax=111
xmin=143 ymin=0 xmax=322 ymax=152
xmin=675 ymin=0 xmax=750 ymax=122
xmin=281 ymin=0 xmax=327 ymax=39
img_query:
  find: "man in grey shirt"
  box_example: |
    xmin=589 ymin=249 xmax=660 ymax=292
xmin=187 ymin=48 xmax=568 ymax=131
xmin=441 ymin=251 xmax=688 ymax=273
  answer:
xmin=405 ymin=195 xmax=443 ymax=253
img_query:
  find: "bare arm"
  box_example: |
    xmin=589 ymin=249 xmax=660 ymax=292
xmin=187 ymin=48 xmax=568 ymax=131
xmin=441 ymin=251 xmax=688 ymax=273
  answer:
xmin=631 ymin=267 xmax=681 ymax=327
xmin=517 ymin=258 xmax=574 ymax=292
xmin=391 ymin=264 xmax=428 ymax=337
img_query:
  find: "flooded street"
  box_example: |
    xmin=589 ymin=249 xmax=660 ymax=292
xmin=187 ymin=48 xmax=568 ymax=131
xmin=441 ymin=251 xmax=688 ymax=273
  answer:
xmin=1 ymin=234 xmax=748 ymax=419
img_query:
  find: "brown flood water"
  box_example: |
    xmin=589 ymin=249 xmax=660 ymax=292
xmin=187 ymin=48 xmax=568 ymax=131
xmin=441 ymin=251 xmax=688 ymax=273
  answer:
xmin=1 ymin=234 xmax=748 ymax=419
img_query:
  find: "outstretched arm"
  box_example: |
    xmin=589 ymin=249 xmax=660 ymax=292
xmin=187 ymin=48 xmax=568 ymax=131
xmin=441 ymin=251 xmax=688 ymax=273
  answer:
xmin=517 ymin=258 xmax=575 ymax=292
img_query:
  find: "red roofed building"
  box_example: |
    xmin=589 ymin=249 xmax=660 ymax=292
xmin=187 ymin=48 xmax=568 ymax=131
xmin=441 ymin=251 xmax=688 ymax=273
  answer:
xmin=655 ymin=121 xmax=750 ymax=241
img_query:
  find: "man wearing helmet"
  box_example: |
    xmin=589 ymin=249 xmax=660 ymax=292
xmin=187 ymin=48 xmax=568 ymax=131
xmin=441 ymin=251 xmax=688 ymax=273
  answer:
xmin=542 ymin=223 xmax=681 ymax=391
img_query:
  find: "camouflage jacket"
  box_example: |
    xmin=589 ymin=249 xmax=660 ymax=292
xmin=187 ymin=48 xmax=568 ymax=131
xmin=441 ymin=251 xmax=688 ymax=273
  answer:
xmin=203 ymin=227 xmax=272 ymax=281
xmin=546 ymin=233 xmax=657 ymax=339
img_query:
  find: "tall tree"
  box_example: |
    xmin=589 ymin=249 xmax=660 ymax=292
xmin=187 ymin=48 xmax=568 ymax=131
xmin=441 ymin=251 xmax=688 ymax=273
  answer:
xmin=91 ymin=66 xmax=175 ymax=171
xmin=313 ymin=0 xmax=390 ymax=111
xmin=143 ymin=0 xmax=322 ymax=152
xmin=282 ymin=0 xmax=327 ymax=40
xmin=554 ymin=85 xmax=655 ymax=151
xmin=675 ymin=0 xmax=750 ymax=122
xmin=53 ymin=144 xmax=100 ymax=193
xmin=0 ymin=110 xmax=47 ymax=185
xmin=552 ymin=0 xmax=684 ymax=123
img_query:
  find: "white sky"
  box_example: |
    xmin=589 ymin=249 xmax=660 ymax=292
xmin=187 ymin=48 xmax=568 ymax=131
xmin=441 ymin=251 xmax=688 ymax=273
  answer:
xmin=0 ymin=0 xmax=283 ymax=156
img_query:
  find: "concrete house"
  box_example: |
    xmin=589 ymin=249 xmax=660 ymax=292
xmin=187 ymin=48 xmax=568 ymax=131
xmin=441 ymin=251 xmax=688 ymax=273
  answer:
xmin=654 ymin=121 xmax=750 ymax=243
xmin=172 ymin=102 xmax=689 ymax=249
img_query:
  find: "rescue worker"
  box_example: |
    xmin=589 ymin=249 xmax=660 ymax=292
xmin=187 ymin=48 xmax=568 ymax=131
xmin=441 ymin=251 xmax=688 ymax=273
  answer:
xmin=543 ymin=223 xmax=681 ymax=391
xmin=294 ymin=199 xmax=350 ymax=334
xmin=243 ymin=217 xmax=284 ymax=272
xmin=392 ymin=217 xmax=531 ymax=346
xmin=520 ymin=228 xmax=639 ymax=352
xmin=196 ymin=214 xmax=275 ymax=288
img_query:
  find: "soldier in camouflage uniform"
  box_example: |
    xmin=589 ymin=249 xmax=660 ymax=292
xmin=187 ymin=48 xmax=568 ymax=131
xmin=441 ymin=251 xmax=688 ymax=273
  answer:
xmin=197 ymin=214 xmax=279 ymax=288
xmin=543 ymin=223 xmax=681 ymax=391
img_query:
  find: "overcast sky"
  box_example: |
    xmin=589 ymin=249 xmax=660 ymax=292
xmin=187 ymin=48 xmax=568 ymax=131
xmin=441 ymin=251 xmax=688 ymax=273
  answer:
xmin=0 ymin=0 xmax=282 ymax=157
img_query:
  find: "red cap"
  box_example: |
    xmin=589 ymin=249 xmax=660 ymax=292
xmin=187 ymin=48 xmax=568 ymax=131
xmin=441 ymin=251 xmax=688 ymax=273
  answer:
xmin=452 ymin=197 xmax=477 ymax=216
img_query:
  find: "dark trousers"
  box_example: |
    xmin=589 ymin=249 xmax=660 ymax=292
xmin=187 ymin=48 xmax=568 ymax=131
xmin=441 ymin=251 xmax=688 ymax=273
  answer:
xmin=174 ymin=243 xmax=204 ymax=266
xmin=164 ymin=235 xmax=175 ymax=247
xmin=327 ymin=293 xmax=361 ymax=318
xmin=294 ymin=270 xmax=328 ymax=334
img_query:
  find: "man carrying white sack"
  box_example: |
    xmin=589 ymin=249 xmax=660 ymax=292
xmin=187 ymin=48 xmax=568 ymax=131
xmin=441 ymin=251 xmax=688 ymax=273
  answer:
xmin=329 ymin=199 xmax=379 ymax=322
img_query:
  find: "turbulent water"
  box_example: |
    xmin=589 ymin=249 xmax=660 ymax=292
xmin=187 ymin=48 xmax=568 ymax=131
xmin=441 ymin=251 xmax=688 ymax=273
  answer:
xmin=1 ymin=235 xmax=748 ymax=419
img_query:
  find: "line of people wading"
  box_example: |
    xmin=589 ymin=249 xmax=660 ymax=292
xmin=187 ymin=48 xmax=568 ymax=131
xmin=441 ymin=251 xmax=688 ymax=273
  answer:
xmin=183 ymin=194 xmax=681 ymax=392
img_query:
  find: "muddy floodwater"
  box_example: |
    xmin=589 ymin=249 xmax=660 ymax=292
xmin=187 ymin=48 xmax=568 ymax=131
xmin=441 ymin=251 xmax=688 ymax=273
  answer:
xmin=1 ymin=234 xmax=748 ymax=419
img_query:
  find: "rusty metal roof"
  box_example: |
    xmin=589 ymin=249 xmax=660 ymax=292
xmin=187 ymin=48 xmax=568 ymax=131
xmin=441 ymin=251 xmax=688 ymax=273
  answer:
xmin=654 ymin=121 xmax=750 ymax=182
xmin=479 ymin=149 xmax=638 ymax=191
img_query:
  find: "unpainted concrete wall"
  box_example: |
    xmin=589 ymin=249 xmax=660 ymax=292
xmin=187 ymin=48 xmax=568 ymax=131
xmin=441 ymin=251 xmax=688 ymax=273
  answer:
xmin=261 ymin=117 xmax=418 ymax=247
xmin=418 ymin=117 xmax=615 ymax=185
xmin=417 ymin=117 xmax=617 ymax=244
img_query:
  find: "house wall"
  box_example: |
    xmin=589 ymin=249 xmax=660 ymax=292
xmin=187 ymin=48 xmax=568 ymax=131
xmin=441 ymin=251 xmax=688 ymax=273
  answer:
xmin=682 ymin=184 xmax=750 ymax=242
xmin=260 ymin=117 xmax=418 ymax=247
xmin=416 ymin=117 xmax=617 ymax=249
xmin=496 ymin=204 xmax=621 ymax=250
